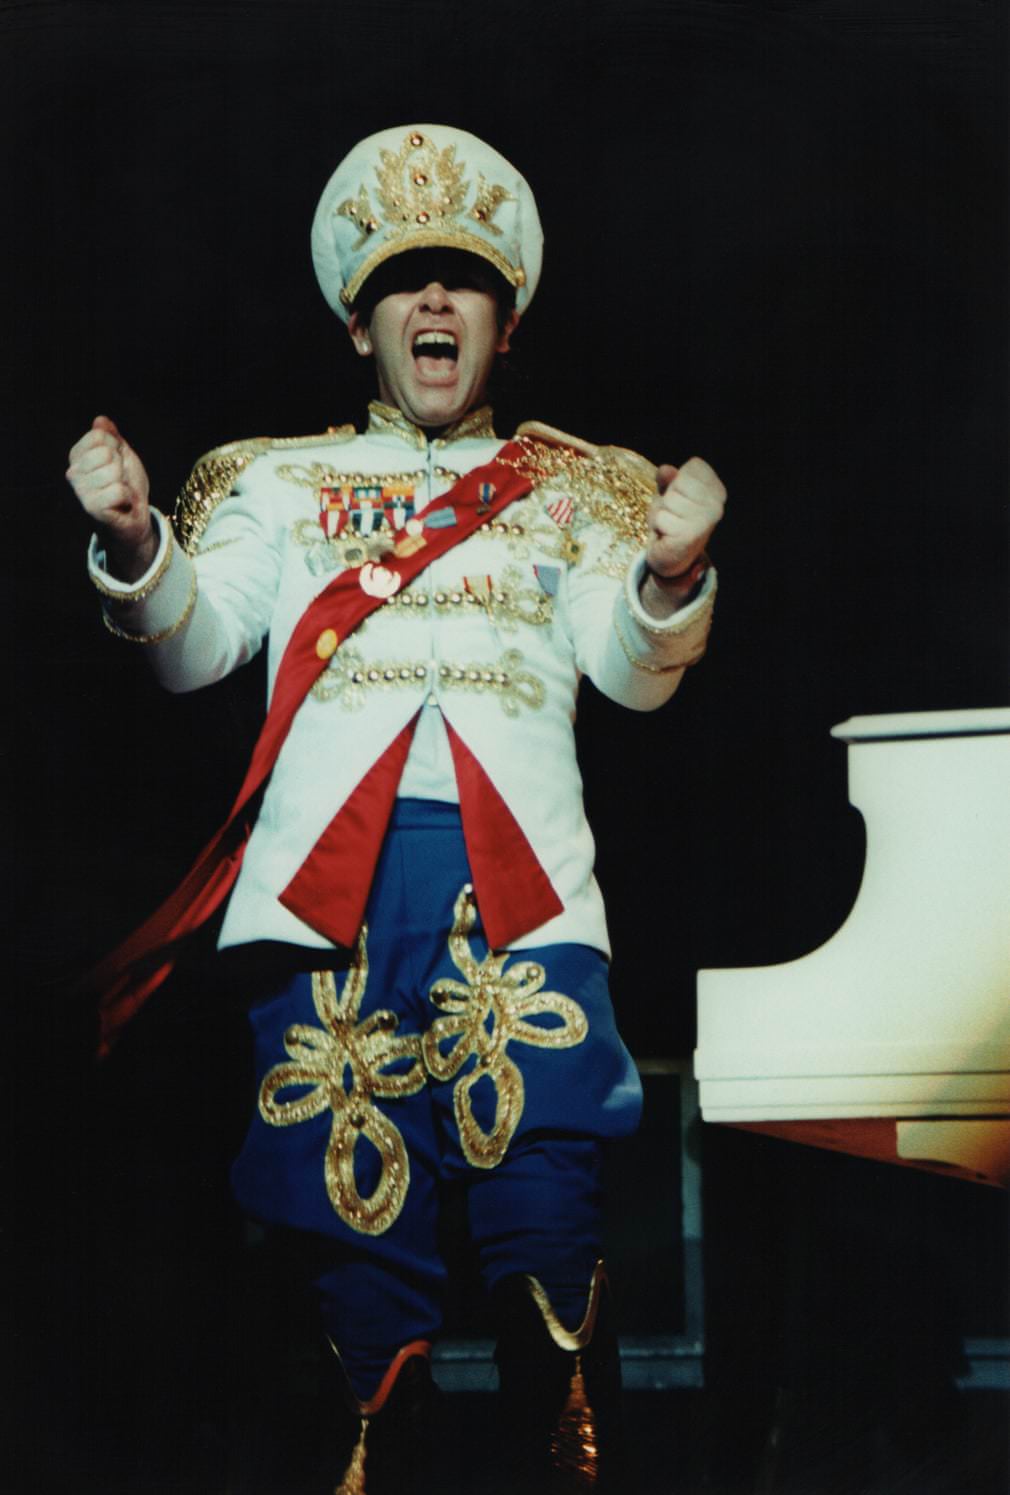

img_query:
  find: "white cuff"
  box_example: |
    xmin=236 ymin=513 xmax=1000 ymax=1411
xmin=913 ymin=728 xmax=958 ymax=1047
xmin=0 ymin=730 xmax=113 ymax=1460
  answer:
xmin=87 ymin=509 xmax=173 ymax=600
xmin=624 ymin=551 xmax=716 ymax=633
xmin=612 ymin=552 xmax=717 ymax=672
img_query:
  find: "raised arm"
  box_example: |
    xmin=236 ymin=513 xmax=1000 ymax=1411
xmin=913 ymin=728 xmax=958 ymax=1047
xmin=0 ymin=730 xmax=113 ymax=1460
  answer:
xmin=66 ymin=415 xmax=157 ymax=581
xmin=639 ymin=456 xmax=726 ymax=619
xmin=68 ymin=417 xmax=281 ymax=692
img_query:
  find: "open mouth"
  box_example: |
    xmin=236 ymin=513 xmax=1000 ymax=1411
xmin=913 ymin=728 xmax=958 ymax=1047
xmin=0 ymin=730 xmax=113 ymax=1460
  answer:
xmin=412 ymin=330 xmax=459 ymax=379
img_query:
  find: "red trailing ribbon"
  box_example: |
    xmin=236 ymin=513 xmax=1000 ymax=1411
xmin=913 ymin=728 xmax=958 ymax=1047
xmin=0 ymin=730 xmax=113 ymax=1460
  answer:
xmin=90 ymin=442 xmax=560 ymax=1056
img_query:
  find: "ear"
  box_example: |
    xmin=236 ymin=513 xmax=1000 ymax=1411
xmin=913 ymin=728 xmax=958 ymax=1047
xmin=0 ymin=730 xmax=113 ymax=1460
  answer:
xmin=348 ymin=311 xmax=372 ymax=357
xmin=496 ymin=309 xmax=520 ymax=355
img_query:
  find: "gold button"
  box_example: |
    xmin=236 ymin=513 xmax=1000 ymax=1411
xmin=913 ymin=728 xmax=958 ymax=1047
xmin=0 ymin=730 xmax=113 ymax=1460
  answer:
xmin=316 ymin=628 xmax=338 ymax=660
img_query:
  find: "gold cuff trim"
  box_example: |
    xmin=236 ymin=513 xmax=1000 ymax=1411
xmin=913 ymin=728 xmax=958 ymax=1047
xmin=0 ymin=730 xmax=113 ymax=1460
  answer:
xmin=524 ymin=1261 xmax=608 ymax=1353
xmin=101 ymin=565 xmax=198 ymax=645
xmin=612 ymin=608 xmax=688 ymax=674
xmin=633 ymin=569 xmax=715 ymax=638
xmin=89 ymin=520 xmax=174 ymax=604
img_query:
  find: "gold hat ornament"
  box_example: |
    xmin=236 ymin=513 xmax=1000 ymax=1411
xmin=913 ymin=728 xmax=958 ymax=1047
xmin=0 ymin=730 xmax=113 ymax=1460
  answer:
xmin=311 ymin=124 xmax=543 ymax=323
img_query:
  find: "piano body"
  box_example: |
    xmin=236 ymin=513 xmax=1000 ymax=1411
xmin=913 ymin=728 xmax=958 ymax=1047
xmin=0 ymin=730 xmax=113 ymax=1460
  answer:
xmin=695 ymin=707 xmax=1010 ymax=1188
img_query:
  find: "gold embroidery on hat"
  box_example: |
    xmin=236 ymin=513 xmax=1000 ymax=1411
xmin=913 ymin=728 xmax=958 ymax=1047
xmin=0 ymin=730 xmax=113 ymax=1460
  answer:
xmin=257 ymin=934 xmax=426 ymax=1236
xmin=422 ymin=887 xmax=588 ymax=1169
xmin=337 ymin=132 xmax=522 ymax=305
xmin=470 ymin=174 xmax=513 ymax=236
xmin=339 ymin=135 xmax=514 ymax=252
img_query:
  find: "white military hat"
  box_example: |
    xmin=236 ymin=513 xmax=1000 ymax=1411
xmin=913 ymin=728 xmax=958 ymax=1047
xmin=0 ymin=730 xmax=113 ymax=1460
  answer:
xmin=311 ymin=124 xmax=543 ymax=323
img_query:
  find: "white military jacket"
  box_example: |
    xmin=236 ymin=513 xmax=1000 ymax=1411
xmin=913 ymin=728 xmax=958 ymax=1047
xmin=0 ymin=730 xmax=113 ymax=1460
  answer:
xmin=90 ymin=403 xmax=716 ymax=957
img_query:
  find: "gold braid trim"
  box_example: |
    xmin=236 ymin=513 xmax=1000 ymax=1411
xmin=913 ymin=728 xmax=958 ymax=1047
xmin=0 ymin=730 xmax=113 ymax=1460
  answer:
xmin=612 ymin=609 xmax=688 ymax=674
xmin=173 ymin=428 xmax=355 ymax=553
xmin=101 ymin=565 xmax=198 ymax=645
xmin=524 ymin=1261 xmax=607 ymax=1354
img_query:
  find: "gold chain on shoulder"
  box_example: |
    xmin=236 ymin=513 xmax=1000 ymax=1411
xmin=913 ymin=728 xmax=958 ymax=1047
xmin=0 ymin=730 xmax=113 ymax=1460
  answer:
xmin=173 ymin=429 xmax=356 ymax=553
xmin=173 ymin=439 xmax=272 ymax=554
xmin=499 ymin=436 xmax=654 ymax=551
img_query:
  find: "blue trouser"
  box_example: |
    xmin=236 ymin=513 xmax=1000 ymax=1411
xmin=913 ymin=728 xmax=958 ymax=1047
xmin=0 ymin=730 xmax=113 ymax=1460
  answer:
xmin=230 ymin=799 xmax=643 ymax=1397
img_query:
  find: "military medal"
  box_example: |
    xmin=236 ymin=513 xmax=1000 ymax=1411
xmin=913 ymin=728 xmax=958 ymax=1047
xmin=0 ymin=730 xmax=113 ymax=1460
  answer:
xmin=319 ymin=486 xmax=352 ymax=539
xmin=384 ymin=481 xmax=416 ymax=531
xmin=359 ymin=561 xmax=401 ymax=598
xmin=546 ymin=496 xmax=574 ymax=527
xmin=476 ymin=481 xmax=496 ymax=514
xmin=393 ymin=518 xmax=427 ymax=559
xmin=534 ymin=564 xmax=560 ymax=596
xmin=423 ymin=506 xmax=457 ymax=529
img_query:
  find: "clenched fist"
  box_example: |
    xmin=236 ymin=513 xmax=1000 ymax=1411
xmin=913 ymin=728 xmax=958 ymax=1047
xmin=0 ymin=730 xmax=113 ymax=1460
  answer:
xmin=67 ymin=415 xmax=157 ymax=579
xmin=640 ymin=456 xmax=726 ymax=618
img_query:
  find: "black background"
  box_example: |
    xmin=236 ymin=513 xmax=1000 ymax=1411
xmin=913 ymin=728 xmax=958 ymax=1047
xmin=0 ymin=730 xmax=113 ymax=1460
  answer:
xmin=1 ymin=2 xmax=1007 ymax=1491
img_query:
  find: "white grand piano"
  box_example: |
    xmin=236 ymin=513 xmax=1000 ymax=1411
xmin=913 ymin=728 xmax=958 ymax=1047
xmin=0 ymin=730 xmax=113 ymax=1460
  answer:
xmin=695 ymin=707 xmax=1010 ymax=1188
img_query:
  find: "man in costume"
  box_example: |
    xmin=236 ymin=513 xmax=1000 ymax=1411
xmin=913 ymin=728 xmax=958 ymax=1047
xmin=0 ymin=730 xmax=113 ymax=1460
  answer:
xmin=67 ymin=125 xmax=725 ymax=1493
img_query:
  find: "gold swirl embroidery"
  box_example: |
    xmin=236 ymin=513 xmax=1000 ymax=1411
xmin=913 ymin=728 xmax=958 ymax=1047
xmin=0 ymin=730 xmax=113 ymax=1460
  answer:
xmin=477 ymin=508 xmax=531 ymax=555
xmin=487 ymin=564 xmax=554 ymax=631
xmin=422 ymin=887 xmax=589 ymax=1169
xmin=374 ymin=569 xmax=553 ymax=632
xmin=291 ymin=517 xmax=394 ymax=574
xmin=311 ymin=648 xmax=431 ymax=707
xmin=436 ymin=648 xmax=544 ymax=715
xmin=257 ymin=933 xmax=426 ymax=1236
xmin=312 ymin=647 xmax=544 ymax=716
xmin=475 ymin=499 xmax=585 ymax=567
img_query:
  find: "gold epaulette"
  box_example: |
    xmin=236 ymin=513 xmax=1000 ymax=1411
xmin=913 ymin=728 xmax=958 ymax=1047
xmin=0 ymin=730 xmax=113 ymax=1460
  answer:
xmin=173 ymin=425 xmax=356 ymax=554
xmin=511 ymin=420 xmax=656 ymax=550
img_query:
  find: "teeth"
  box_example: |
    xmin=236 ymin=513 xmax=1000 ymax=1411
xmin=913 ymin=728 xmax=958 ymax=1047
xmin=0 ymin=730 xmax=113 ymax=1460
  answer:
xmin=414 ymin=331 xmax=457 ymax=349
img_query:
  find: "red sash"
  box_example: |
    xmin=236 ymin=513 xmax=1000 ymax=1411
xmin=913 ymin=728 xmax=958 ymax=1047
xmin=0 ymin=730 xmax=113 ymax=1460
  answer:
xmin=90 ymin=442 xmax=561 ymax=1056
